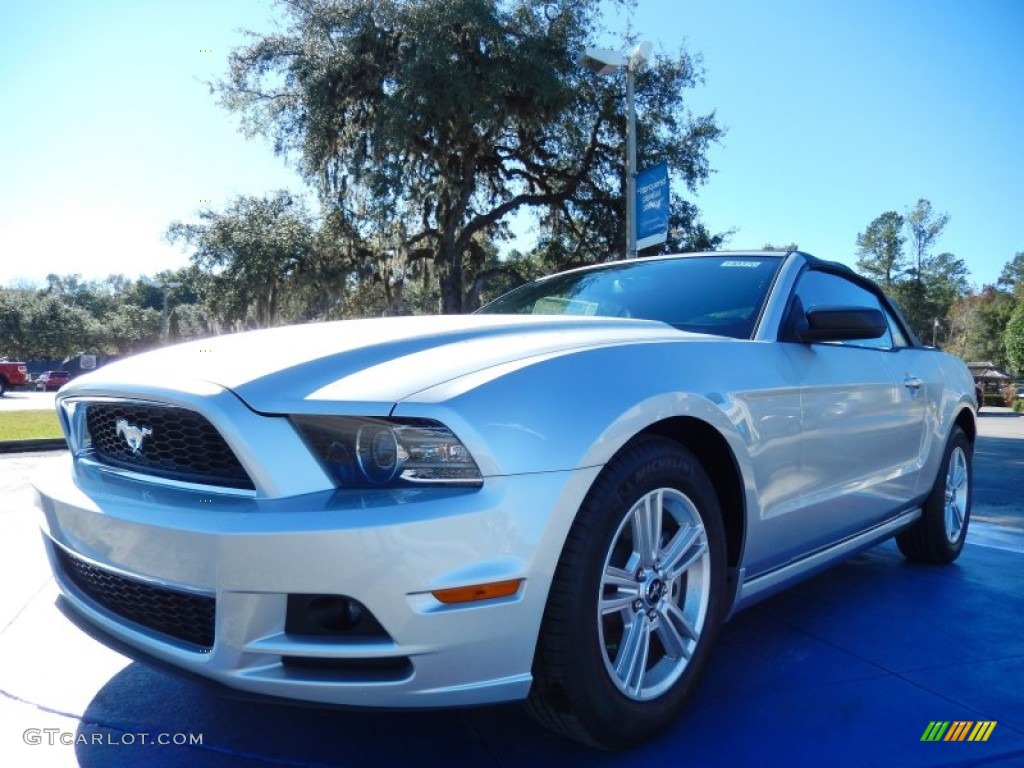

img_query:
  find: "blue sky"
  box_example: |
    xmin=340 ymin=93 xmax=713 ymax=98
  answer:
xmin=1 ymin=0 xmax=1021 ymax=289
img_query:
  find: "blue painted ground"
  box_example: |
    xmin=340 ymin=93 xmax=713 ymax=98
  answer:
xmin=48 ymin=532 xmax=1024 ymax=767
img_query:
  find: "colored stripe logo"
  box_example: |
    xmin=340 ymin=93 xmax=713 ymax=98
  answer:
xmin=921 ymin=721 xmax=997 ymax=742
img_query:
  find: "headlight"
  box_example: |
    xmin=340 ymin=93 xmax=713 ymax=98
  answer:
xmin=291 ymin=416 xmax=483 ymax=488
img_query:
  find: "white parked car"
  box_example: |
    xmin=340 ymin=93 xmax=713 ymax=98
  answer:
xmin=35 ymin=251 xmax=977 ymax=748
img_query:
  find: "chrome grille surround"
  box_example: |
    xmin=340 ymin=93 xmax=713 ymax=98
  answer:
xmin=62 ymin=398 xmax=255 ymax=491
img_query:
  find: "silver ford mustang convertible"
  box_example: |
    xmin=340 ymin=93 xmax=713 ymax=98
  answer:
xmin=35 ymin=251 xmax=977 ymax=748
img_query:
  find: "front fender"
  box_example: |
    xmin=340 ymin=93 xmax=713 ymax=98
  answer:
xmin=392 ymin=340 xmax=764 ymax=478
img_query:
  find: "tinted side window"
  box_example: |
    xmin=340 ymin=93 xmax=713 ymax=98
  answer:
xmin=884 ymin=307 xmax=909 ymax=348
xmin=791 ymin=270 xmax=894 ymax=348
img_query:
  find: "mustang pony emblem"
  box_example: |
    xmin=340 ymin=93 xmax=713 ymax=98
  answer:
xmin=115 ymin=419 xmax=153 ymax=454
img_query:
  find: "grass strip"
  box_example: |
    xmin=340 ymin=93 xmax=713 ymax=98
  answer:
xmin=0 ymin=410 xmax=63 ymax=441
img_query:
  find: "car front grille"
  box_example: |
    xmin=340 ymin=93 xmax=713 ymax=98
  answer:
xmin=55 ymin=546 xmax=215 ymax=650
xmin=85 ymin=402 xmax=254 ymax=490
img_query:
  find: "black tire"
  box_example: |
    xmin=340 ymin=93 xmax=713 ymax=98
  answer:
xmin=0 ymin=378 xmax=6 ymax=397
xmin=896 ymin=426 xmax=972 ymax=564
xmin=526 ymin=436 xmax=727 ymax=749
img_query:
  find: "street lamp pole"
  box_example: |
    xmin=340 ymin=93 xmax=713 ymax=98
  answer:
xmin=625 ymin=61 xmax=637 ymax=259
xmin=579 ymin=41 xmax=652 ymax=260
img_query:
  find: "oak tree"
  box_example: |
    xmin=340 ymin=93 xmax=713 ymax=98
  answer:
xmin=215 ymin=0 xmax=723 ymax=312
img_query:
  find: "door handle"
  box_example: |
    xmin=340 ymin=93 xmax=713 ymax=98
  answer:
xmin=904 ymin=376 xmax=923 ymax=391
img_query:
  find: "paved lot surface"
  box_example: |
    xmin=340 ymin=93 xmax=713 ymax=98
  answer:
xmin=1 ymin=412 xmax=1022 ymax=767
xmin=0 ymin=390 xmax=57 ymax=411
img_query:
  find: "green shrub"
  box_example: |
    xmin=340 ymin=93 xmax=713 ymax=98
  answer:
xmin=1013 ymin=398 xmax=1024 ymax=414
xmin=984 ymin=394 xmax=1006 ymax=407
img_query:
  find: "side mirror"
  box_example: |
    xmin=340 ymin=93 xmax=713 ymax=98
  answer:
xmin=797 ymin=306 xmax=887 ymax=343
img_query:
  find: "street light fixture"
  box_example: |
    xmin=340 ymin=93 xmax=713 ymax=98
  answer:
xmin=579 ymin=41 xmax=653 ymax=259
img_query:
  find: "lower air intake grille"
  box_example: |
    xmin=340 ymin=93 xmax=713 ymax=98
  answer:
xmin=56 ymin=546 xmax=215 ymax=650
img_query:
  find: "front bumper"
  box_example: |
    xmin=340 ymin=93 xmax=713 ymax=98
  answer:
xmin=35 ymin=456 xmax=600 ymax=707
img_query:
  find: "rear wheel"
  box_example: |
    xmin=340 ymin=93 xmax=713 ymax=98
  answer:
xmin=526 ymin=436 xmax=727 ymax=749
xmin=896 ymin=426 xmax=972 ymax=564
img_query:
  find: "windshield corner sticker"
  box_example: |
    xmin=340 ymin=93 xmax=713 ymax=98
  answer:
xmin=533 ymin=296 xmax=599 ymax=316
xmin=721 ymin=260 xmax=762 ymax=268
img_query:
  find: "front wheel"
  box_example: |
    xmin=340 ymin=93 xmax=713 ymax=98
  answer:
xmin=896 ymin=426 xmax=972 ymax=564
xmin=526 ymin=436 xmax=727 ymax=749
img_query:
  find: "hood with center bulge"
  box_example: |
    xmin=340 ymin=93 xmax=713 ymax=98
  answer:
xmin=62 ymin=314 xmax=714 ymax=413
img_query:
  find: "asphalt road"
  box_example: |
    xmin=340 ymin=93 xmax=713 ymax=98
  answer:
xmin=1 ymin=410 xmax=1022 ymax=767
xmin=971 ymin=410 xmax=1024 ymax=530
xmin=0 ymin=390 xmax=57 ymax=411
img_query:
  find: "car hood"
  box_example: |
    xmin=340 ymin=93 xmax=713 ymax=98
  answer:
xmin=66 ymin=315 xmax=691 ymax=414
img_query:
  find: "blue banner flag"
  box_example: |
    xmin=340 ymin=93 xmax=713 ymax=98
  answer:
xmin=636 ymin=163 xmax=669 ymax=250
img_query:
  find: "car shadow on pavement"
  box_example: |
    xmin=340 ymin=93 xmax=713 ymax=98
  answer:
xmin=69 ymin=541 xmax=1024 ymax=767
xmin=71 ymin=660 xmax=600 ymax=767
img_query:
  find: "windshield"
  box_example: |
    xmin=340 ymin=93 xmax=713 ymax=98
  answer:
xmin=478 ymin=255 xmax=783 ymax=339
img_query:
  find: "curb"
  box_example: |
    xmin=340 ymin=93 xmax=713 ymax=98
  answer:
xmin=0 ymin=438 xmax=67 ymax=454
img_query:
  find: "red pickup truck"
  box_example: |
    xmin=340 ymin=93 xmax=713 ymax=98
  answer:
xmin=0 ymin=360 xmax=29 ymax=396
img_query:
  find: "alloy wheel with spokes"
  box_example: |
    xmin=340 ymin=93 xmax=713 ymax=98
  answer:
xmin=527 ymin=436 xmax=726 ymax=750
xmin=897 ymin=426 xmax=973 ymax=564
xmin=943 ymin=445 xmax=969 ymax=543
xmin=598 ymin=487 xmax=711 ymax=700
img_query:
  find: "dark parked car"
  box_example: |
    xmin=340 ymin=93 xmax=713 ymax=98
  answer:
xmin=36 ymin=371 xmax=71 ymax=391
